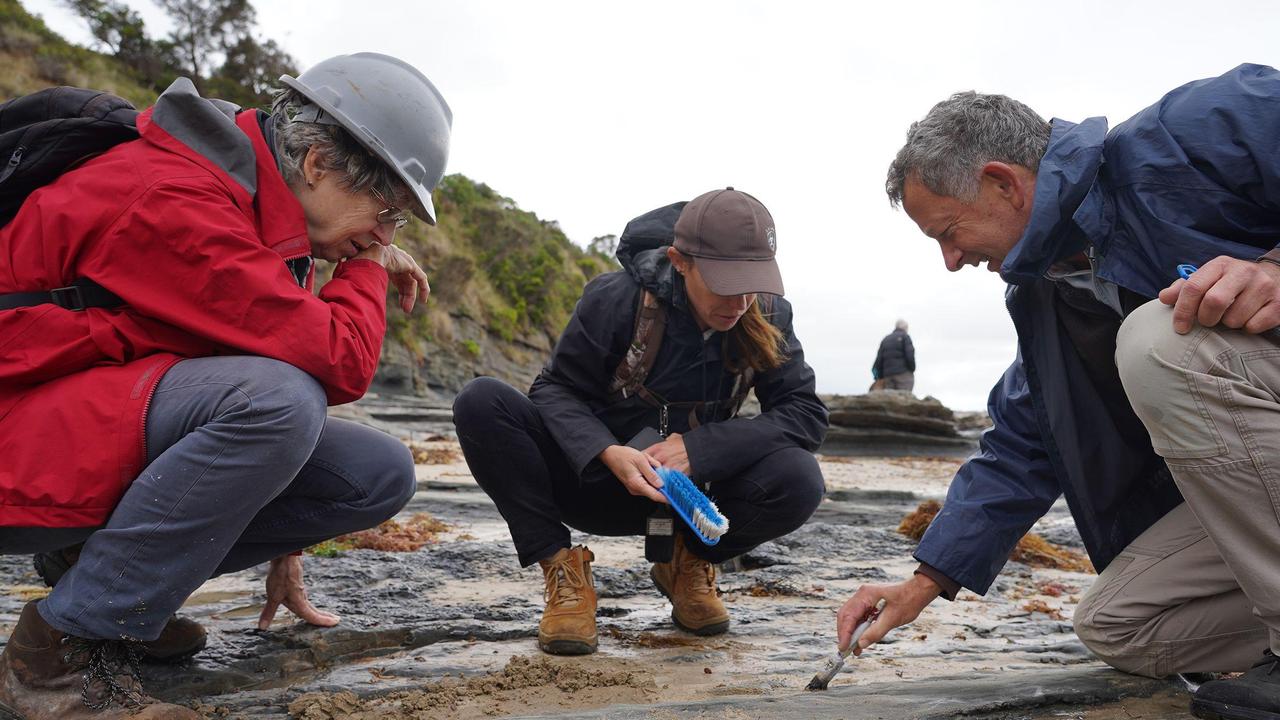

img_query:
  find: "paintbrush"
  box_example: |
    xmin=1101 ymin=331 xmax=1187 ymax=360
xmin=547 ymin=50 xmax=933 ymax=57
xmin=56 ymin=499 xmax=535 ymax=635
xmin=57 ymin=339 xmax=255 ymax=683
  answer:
xmin=805 ymin=598 xmax=886 ymax=691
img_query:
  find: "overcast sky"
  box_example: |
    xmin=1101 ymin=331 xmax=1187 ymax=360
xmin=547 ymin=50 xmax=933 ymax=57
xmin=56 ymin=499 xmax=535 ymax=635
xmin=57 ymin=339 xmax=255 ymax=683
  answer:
xmin=24 ymin=0 xmax=1280 ymax=410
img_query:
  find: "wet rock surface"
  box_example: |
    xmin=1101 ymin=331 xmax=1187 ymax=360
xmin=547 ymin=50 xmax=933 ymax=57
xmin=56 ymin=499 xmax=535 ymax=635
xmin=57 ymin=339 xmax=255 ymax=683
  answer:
xmin=0 ymin=438 xmax=1190 ymax=719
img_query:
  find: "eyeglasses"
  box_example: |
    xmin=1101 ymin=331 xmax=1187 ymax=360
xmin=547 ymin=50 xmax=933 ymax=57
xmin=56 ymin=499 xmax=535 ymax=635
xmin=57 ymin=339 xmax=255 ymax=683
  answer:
xmin=369 ymin=186 xmax=410 ymax=229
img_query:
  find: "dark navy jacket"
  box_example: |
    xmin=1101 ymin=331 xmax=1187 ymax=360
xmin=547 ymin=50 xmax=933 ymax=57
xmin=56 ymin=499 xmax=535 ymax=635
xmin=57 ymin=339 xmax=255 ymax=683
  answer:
xmin=528 ymin=202 xmax=829 ymax=484
xmin=916 ymin=63 xmax=1280 ymax=594
xmin=873 ymin=329 xmax=916 ymax=378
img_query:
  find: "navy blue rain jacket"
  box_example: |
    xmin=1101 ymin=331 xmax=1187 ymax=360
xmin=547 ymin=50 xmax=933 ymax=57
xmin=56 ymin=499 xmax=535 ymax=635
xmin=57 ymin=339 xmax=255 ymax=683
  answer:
xmin=528 ymin=202 xmax=829 ymax=484
xmin=916 ymin=63 xmax=1280 ymax=594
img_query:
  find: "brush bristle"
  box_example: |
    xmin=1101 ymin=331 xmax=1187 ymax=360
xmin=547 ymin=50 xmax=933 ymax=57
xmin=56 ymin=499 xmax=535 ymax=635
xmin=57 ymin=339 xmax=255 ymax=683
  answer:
xmin=692 ymin=506 xmax=728 ymax=539
xmin=656 ymin=468 xmax=729 ymax=545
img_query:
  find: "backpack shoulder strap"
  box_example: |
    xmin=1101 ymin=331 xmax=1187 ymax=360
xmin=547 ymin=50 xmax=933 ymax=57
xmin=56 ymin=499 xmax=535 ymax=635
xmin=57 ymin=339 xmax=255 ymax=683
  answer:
xmin=607 ymin=288 xmax=667 ymax=402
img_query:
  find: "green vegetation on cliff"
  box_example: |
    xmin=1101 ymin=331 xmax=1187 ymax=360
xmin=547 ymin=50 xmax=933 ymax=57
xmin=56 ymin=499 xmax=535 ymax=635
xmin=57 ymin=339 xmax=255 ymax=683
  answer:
xmin=2 ymin=0 xmax=618 ymax=394
xmin=386 ymin=175 xmax=615 ymax=389
xmin=2 ymin=0 xmax=295 ymax=108
xmin=0 ymin=0 xmax=153 ymax=104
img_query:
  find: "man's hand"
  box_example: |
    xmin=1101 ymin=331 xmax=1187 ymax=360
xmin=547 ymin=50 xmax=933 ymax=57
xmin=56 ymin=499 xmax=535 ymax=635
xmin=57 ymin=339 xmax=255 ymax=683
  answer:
xmin=257 ymin=554 xmax=340 ymax=631
xmin=598 ymin=444 xmax=667 ymax=504
xmin=355 ymin=244 xmax=431 ymax=313
xmin=1160 ymin=256 xmax=1280 ymax=334
xmin=643 ymin=432 xmax=691 ymax=475
xmin=836 ymin=574 xmax=941 ymax=655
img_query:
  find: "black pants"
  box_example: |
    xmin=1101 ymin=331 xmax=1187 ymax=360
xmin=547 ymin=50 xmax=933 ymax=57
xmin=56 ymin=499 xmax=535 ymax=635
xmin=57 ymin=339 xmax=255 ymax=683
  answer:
xmin=452 ymin=377 xmax=824 ymax=567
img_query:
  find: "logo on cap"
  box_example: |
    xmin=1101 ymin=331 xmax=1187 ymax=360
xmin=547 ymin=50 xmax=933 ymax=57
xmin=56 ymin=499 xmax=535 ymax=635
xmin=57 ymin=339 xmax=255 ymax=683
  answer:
xmin=765 ymin=227 xmax=776 ymax=253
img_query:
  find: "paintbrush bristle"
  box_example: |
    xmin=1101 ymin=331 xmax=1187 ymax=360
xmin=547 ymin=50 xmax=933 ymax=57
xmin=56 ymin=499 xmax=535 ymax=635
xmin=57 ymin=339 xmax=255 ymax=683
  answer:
xmin=805 ymin=655 xmax=844 ymax=691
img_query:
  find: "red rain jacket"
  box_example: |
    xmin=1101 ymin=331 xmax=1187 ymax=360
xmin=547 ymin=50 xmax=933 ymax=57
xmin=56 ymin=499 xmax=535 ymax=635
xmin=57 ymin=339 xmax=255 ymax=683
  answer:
xmin=0 ymin=81 xmax=388 ymax=527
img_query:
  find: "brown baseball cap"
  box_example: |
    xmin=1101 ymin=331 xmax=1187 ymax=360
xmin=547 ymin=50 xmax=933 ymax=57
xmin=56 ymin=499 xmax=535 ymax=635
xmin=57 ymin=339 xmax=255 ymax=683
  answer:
xmin=673 ymin=187 xmax=784 ymax=296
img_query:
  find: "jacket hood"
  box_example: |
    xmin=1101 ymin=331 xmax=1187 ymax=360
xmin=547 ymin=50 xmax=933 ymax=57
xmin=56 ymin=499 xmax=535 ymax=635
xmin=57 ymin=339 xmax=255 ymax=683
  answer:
xmin=1000 ymin=117 xmax=1109 ymax=286
xmin=616 ymin=201 xmax=687 ymax=301
xmin=143 ymin=77 xmax=255 ymax=196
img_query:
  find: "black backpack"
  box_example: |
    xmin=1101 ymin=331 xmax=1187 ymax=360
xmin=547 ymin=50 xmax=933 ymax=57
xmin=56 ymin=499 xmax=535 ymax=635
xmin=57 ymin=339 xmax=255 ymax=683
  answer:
xmin=0 ymin=86 xmax=139 ymax=223
xmin=0 ymin=86 xmax=137 ymax=310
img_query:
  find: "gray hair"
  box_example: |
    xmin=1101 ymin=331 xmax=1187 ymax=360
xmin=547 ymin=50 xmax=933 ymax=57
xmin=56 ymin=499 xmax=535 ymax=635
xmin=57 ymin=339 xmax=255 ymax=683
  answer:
xmin=270 ymin=88 xmax=413 ymax=208
xmin=895 ymin=318 xmax=908 ymax=331
xmin=885 ymin=91 xmax=1051 ymax=208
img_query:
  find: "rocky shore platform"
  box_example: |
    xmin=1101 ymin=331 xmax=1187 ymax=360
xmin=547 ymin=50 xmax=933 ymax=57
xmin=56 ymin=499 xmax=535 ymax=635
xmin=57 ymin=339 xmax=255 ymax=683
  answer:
xmin=342 ymin=387 xmax=992 ymax=459
xmin=0 ymin=397 xmax=1196 ymax=719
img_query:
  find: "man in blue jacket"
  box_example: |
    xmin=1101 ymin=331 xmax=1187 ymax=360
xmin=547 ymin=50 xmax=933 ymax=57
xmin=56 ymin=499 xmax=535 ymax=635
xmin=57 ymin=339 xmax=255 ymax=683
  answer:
xmin=836 ymin=64 xmax=1280 ymax=720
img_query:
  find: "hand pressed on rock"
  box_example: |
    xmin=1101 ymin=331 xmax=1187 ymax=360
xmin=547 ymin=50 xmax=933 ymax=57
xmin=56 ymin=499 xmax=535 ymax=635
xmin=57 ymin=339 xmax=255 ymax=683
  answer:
xmin=258 ymin=554 xmax=340 ymax=630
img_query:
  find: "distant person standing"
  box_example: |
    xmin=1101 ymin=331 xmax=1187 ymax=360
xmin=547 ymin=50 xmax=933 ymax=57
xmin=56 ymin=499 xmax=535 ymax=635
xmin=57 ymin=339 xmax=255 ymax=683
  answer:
xmin=871 ymin=319 xmax=916 ymax=391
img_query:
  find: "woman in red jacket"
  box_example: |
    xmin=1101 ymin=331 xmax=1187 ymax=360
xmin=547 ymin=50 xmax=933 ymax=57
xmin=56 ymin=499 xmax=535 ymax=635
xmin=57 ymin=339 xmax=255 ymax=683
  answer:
xmin=0 ymin=53 xmax=450 ymax=719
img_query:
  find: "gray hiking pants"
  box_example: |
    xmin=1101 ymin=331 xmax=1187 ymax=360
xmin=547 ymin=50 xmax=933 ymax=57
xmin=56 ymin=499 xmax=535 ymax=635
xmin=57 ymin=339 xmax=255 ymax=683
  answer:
xmin=1074 ymin=299 xmax=1280 ymax=677
xmin=884 ymin=372 xmax=915 ymax=391
xmin=0 ymin=356 xmax=415 ymax=642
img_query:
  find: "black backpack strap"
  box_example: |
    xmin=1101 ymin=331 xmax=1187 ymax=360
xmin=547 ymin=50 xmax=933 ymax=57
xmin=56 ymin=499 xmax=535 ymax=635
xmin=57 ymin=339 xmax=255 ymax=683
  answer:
xmin=607 ymin=288 xmax=667 ymax=402
xmin=607 ymin=287 xmax=765 ymax=432
xmin=0 ymin=277 xmax=123 ymax=311
xmin=727 ymin=367 xmax=755 ymax=415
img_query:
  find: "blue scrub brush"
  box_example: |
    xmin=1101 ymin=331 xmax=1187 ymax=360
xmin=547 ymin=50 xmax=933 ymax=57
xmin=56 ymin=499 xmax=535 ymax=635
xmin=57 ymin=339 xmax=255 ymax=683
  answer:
xmin=655 ymin=467 xmax=729 ymax=545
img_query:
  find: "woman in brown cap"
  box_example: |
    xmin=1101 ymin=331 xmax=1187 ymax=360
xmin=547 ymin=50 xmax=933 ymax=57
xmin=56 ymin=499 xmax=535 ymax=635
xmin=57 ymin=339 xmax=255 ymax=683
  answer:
xmin=453 ymin=188 xmax=829 ymax=655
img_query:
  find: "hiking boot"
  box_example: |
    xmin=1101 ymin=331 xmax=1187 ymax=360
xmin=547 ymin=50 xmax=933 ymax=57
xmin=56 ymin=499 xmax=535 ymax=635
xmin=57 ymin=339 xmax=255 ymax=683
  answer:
xmin=0 ymin=601 xmax=200 ymax=719
xmin=650 ymin=533 xmax=730 ymax=636
xmin=32 ymin=545 xmax=82 ymax=588
xmin=141 ymin=616 xmax=207 ymax=663
xmin=537 ymin=545 xmax=597 ymax=655
xmin=34 ymin=545 xmax=207 ymax=663
xmin=1192 ymin=649 xmax=1280 ymax=720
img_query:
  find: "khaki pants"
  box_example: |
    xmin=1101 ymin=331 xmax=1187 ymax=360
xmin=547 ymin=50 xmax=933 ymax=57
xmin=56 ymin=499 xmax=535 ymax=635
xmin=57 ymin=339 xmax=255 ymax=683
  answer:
xmin=1074 ymin=299 xmax=1280 ymax=677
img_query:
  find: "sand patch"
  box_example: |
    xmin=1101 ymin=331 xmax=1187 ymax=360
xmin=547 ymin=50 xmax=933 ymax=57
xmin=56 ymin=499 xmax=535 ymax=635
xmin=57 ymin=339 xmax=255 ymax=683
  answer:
xmin=818 ymin=456 xmax=960 ymax=496
xmin=287 ymin=654 xmax=656 ymax=719
xmin=603 ymin=627 xmax=722 ymax=650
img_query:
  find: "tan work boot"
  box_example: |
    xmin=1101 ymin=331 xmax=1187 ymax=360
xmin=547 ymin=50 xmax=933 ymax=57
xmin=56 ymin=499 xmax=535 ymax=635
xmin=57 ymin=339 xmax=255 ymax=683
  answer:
xmin=34 ymin=545 xmax=207 ymax=663
xmin=537 ymin=545 xmax=597 ymax=655
xmin=0 ymin=601 xmax=200 ymax=719
xmin=651 ymin=533 xmax=730 ymax=635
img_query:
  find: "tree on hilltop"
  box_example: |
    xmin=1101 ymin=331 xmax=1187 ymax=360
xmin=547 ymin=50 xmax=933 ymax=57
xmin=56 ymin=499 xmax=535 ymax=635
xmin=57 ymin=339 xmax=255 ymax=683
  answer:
xmin=62 ymin=0 xmax=178 ymax=87
xmin=153 ymin=0 xmax=252 ymax=81
xmin=61 ymin=0 xmax=296 ymax=107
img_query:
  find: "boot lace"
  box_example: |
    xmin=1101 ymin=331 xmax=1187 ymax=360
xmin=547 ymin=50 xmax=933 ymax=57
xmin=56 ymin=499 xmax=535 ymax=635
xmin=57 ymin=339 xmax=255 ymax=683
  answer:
xmin=679 ymin=552 xmax=717 ymax=596
xmin=61 ymin=636 xmax=147 ymax=710
xmin=543 ymin=558 xmax=586 ymax=608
